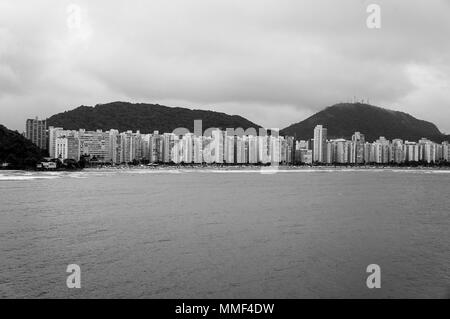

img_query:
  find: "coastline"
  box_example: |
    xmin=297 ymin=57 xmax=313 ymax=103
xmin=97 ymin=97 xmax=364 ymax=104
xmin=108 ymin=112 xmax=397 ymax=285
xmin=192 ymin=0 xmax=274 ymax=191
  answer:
xmin=3 ymin=164 xmax=450 ymax=172
xmin=2 ymin=165 xmax=449 ymax=182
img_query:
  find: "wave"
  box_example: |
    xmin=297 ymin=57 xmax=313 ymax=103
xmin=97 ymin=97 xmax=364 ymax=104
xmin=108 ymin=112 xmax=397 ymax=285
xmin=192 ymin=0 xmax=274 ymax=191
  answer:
xmin=124 ymin=169 xmax=182 ymax=174
xmin=1 ymin=167 xmax=449 ymax=180
xmin=0 ymin=175 xmax=62 ymax=181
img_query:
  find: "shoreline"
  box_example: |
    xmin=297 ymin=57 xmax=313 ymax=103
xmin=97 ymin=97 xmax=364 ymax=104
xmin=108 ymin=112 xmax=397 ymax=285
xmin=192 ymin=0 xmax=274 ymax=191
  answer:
xmin=94 ymin=165 xmax=450 ymax=171
xmin=3 ymin=164 xmax=450 ymax=172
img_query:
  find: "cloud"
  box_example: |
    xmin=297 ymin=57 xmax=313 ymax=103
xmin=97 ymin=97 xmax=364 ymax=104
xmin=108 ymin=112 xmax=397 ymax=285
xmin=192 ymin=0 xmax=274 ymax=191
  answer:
xmin=0 ymin=0 xmax=449 ymax=132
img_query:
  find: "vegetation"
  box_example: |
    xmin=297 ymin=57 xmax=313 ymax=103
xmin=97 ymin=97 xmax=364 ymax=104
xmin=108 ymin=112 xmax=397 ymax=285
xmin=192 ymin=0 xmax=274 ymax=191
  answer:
xmin=47 ymin=101 xmax=261 ymax=133
xmin=0 ymin=124 xmax=45 ymax=169
xmin=281 ymin=103 xmax=448 ymax=142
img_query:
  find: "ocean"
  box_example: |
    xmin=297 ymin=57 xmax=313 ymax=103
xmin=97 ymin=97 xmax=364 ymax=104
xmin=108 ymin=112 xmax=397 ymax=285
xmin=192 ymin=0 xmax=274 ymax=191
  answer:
xmin=0 ymin=168 xmax=449 ymax=298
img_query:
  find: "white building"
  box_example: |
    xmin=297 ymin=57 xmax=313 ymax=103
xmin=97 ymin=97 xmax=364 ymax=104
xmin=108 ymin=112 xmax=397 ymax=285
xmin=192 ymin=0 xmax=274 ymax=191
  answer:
xmin=313 ymin=125 xmax=327 ymax=163
xmin=55 ymin=136 xmax=80 ymax=161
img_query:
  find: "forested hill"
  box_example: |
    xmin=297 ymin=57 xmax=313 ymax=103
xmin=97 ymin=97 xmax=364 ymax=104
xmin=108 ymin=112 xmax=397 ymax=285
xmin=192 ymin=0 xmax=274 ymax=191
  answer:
xmin=47 ymin=102 xmax=261 ymax=133
xmin=281 ymin=103 xmax=447 ymax=142
xmin=0 ymin=124 xmax=45 ymax=168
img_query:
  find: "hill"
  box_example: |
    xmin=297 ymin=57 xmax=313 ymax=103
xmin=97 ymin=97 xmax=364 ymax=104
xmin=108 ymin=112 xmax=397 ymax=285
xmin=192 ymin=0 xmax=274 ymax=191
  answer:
xmin=47 ymin=102 xmax=261 ymax=133
xmin=0 ymin=125 xmax=45 ymax=168
xmin=281 ymin=103 xmax=447 ymax=142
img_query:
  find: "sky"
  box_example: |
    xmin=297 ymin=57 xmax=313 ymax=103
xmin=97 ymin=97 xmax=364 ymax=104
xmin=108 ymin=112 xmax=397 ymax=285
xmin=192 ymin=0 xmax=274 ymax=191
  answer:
xmin=0 ymin=0 xmax=449 ymax=133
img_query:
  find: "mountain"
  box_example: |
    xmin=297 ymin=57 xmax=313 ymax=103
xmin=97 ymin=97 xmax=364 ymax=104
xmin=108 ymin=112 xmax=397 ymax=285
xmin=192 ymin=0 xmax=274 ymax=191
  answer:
xmin=281 ymin=103 xmax=447 ymax=142
xmin=0 ymin=125 xmax=45 ymax=168
xmin=47 ymin=102 xmax=261 ymax=134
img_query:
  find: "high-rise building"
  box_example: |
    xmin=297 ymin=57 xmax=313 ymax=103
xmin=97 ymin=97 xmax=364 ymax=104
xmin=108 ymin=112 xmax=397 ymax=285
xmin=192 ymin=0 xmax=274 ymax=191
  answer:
xmin=257 ymin=135 xmax=270 ymax=164
xmin=224 ymin=134 xmax=235 ymax=164
xmin=313 ymin=125 xmax=327 ymax=163
xmin=248 ymin=135 xmax=258 ymax=164
xmin=151 ymin=131 xmax=163 ymax=163
xmin=78 ymin=129 xmax=110 ymax=162
xmin=26 ymin=117 xmax=47 ymax=150
xmin=120 ymin=131 xmax=135 ymax=163
xmin=284 ymin=136 xmax=295 ymax=164
xmin=181 ymin=133 xmax=194 ymax=163
xmin=171 ymin=135 xmax=181 ymax=163
xmin=418 ymin=138 xmax=436 ymax=163
xmin=141 ymin=134 xmax=152 ymax=162
xmin=202 ymin=136 xmax=213 ymax=163
xmin=193 ymin=135 xmax=203 ymax=164
xmin=372 ymin=137 xmax=390 ymax=163
xmin=55 ymin=135 xmax=80 ymax=161
xmin=107 ymin=129 xmax=120 ymax=164
xmin=296 ymin=140 xmax=309 ymax=150
xmin=235 ymin=136 xmax=248 ymax=164
xmin=391 ymin=139 xmax=404 ymax=163
xmin=303 ymin=150 xmax=313 ymax=164
xmin=363 ymin=142 xmax=371 ymax=163
xmin=351 ymin=132 xmax=365 ymax=164
xmin=443 ymin=141 xmax=449 ymax=162
xmin=269 ymin=135 xmax=281 ymax=163
xmin=210 ymin=130 xmax=224 ymax=164
xmin=404 ymin=141 xmax=419 ymax=162
xmin=435 ymin=143 xmax=444 ymax=162
xmin=162 ymin=133 xmax=176 ymax=163
xmin=331 ymin=139 xmax=346 ymax=163
xmin=326 ymin=141 xmax=334 ymax=164
xmin=48 ymin=127 xmax=63 ymax=158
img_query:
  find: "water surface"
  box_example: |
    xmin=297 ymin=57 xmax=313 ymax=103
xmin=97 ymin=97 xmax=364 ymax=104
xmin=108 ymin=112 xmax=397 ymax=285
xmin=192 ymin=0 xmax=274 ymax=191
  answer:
xmin=0 ymin=168 xmax=449 ymax=298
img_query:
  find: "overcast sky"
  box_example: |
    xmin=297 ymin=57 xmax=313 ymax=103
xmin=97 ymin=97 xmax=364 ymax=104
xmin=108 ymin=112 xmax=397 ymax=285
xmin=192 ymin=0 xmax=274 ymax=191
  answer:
xmin=1 ymin=0 xmax=449 ymax=133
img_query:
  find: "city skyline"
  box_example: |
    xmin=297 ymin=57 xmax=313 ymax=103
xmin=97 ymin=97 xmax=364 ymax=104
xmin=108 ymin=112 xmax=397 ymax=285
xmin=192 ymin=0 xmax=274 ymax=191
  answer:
xmin=32 ymin=122 xmax=449 ymax=166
